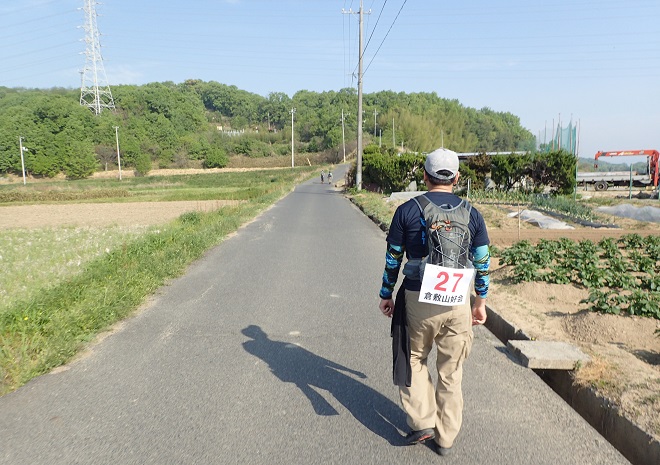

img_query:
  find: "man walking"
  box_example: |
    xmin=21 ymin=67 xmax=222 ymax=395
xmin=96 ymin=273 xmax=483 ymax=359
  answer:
xmin=378 ymin=147 xmax=490 ymax=456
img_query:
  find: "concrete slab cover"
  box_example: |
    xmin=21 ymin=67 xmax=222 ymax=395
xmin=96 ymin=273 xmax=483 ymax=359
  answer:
xmin=387 ymin=191 xmax=424 ymax=202
xmin=507 ymin=340 xmax=591 ymax=370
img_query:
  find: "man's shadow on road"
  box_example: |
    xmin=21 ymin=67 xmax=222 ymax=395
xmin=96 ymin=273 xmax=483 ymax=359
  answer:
xmin=242 ymin=325 xmax=407 ymax=445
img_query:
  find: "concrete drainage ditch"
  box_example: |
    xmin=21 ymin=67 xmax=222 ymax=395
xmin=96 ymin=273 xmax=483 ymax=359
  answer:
xmin=485 ymin=305 xmax=659 ymax=465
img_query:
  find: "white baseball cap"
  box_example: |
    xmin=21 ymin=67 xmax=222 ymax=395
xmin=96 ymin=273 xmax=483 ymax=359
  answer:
xmin=424 ymin=148 xmax=459 ymax=181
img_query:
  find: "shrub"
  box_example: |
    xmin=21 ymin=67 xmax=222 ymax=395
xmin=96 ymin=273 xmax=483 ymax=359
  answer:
xmin=133 ymin=152 xmax=152 ymax=176
xmin=203 ymin=147 xmax=229 ymax=168
xmin=361 ymin=149 xmax=424 ymax=193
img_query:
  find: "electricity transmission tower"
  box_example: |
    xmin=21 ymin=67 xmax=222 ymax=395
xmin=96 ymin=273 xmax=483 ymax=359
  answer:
xmin=79 ymin=0 xmax=115 ymax=114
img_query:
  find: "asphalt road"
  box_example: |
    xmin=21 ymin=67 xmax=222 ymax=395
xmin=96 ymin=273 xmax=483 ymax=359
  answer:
xmin=0 ymin=166 xmax=630 ymax=465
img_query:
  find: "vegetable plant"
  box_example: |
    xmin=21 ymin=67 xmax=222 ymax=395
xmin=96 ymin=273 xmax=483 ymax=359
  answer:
xmin=495 ymin=233 xmax=660 ymax=319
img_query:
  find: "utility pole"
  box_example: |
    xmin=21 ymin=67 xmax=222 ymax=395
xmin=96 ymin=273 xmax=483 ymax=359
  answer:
xmin=342 ymin=1 xmax=369 ymax=189
xmin=392 ymin=118 xmax=395 ymax=147
xmin=290 ymin=108 xmax=296 ymax=168
xmin=373 ymin=108 xmax=378 ymax=137
xmin=113 ymin=126 xmax=122 ymax=180
xmin=356 ymin=0 xmax=364 ymax=190
xmin=341 ymin=109 xmax=347 ymax=163
xmin=80 ymin=0 xmax=115 ymax=115
xmin=19 ymin=136 xmax=27 ymax=185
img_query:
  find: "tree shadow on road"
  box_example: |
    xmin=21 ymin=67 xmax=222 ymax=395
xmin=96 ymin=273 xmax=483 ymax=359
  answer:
xmin=241 ymin=325 xmax=407 ymax=445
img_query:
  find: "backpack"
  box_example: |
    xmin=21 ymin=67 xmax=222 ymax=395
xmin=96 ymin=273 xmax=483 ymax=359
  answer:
xmin=403 ymin=194 xmax=473 ymax=281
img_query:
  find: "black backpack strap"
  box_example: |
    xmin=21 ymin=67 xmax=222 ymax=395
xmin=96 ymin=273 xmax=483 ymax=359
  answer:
xmin=459 ymin=199 xmax=473 ymax=216
xmin=412 ymin=193 xmax=431 ymax=214
xmin=415 ymin=193 xmax=470 ymax=213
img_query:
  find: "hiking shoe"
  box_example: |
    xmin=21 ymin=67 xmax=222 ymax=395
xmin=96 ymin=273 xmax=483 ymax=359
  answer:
xmin=435 ymin=443 xmax=452 ymax=456
xmin=404 ymin=428 xmax=435 ymax=445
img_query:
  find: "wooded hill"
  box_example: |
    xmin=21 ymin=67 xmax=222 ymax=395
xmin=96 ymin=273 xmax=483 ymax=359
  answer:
xmin=577 ymin=157 xmax=649 ymax=173
xmin=0 ymin=80 xmax=536 ymax=179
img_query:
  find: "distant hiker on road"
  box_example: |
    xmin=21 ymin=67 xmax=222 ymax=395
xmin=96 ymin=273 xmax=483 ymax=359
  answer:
xmin=327 ymin=171 xmax=333 ymax=185
xmin=378 ymin=147 xmax=491 ymax=457
xmin=320 ymin=170 xmax=325 ymax=184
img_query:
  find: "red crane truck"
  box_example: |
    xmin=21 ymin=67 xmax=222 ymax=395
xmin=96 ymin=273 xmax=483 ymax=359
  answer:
xmin=576 ymin=149 xmax=659 ymax=191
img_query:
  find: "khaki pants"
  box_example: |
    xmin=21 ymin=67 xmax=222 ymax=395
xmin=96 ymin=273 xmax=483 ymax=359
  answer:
xmin=400 ymin=290 xmax=473 ymax=448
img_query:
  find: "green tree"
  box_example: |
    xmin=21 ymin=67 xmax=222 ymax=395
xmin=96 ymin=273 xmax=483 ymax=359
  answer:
xmin=29 ymin=151 xmax=61 ymax=178
xmin=53 ymin=128 xmax=96 ymax=179
xmin=527 ymin=151 xmax=576 ymax=194
xmin=491 ymin=153 xmax=532 ymax=191
xmin=464 ymin=153 xmax=492 ymax=189
xmin=62 ymin=140 xmax=97 ymax=179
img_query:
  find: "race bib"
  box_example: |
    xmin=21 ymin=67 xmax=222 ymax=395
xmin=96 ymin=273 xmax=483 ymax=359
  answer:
xmin=418 ymin=264 xmax=475 ymax=306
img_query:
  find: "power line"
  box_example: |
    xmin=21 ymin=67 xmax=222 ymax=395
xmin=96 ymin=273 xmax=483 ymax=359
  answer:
xmin=364 ymin=0 xmax=408 ymax=76
xmin=0 ymin=9 xmax=77 ymax=30
xmin=362 ymin=0 xmax=388 ymax=57
xmin=0 ymin=42 xmax=79 ymax=62
xmin=343 ymin=4 xmax=370 ymax=88
xmin=364 ymin=0 xmax=378 ymax=48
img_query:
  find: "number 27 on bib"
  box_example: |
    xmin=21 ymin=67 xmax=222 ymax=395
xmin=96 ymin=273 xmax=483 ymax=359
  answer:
xmin=418 ymin=264 xmax=475 ymax=306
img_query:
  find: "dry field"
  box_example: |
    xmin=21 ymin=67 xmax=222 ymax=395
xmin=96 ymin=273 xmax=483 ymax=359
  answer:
xmin=0 ymin=200 xmax=240 ymax=229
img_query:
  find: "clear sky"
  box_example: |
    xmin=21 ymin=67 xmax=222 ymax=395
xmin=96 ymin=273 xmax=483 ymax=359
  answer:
xmin=1 ymin=0 xmax=658 ymax=163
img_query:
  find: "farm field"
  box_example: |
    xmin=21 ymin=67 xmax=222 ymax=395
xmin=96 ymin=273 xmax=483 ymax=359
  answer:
xmin=0 ymin=200 xmax=239 ymax=229
xmin=477 ymin=202 xmax=659 ymax=441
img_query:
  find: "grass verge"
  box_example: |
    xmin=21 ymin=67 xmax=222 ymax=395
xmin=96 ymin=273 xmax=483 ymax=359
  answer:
xmin=345 ymin=189 xmax=395 ymax=231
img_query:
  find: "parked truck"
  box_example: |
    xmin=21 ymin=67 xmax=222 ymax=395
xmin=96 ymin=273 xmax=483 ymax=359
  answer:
xmin=576 ymin=149 xmax=659 ymax=191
